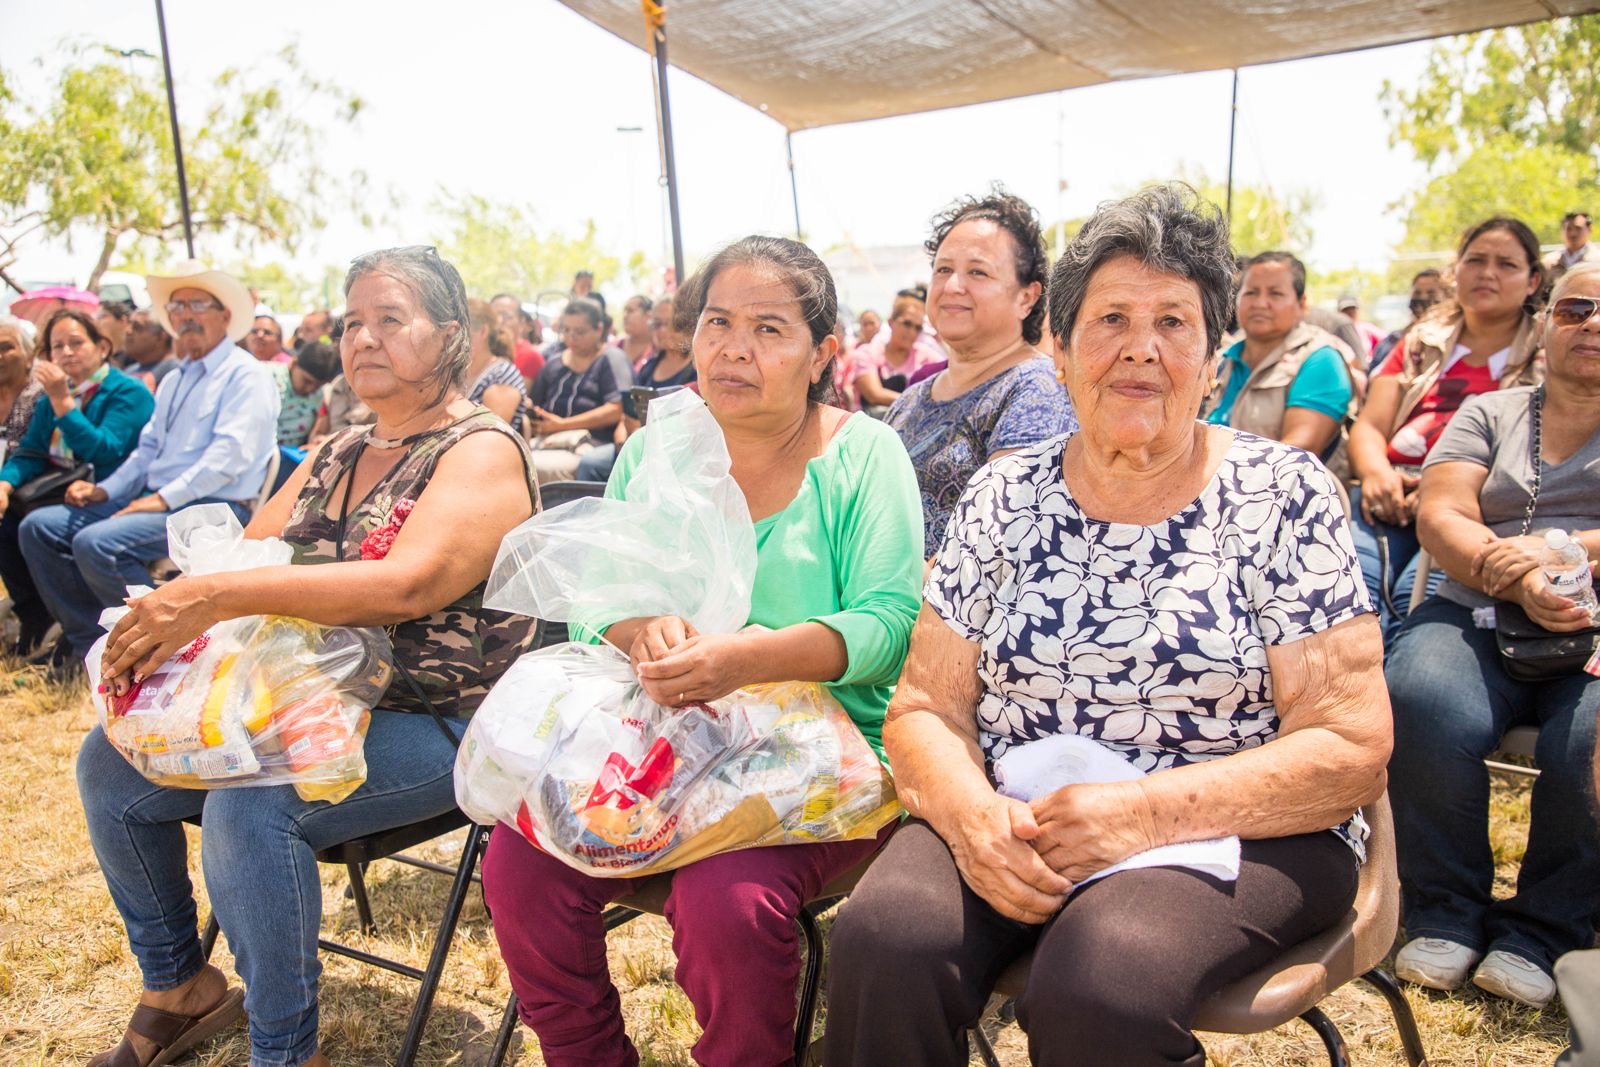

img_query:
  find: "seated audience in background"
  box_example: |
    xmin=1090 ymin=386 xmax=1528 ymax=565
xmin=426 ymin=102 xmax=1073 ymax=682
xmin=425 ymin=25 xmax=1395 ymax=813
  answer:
xmin=78 ymin=245 xmax=538 ymax=1067
xmin=1337 ymin=293 xmax=1385 ymax=357
xmin=526 ymin=298 xmax=633 ymax=484
xmin=272 ymin=342 xmax=343 ymax=449
xmin=855 ymin=308 xmax=881 ymax=350
xmin=575 ymin=296 xmax=696 ymax=483
xmin=1302 ymin=303 xmax=1370 ymax=395
xmin=1347 ymin=217 xmax=1544 ymax=637
xmin=854 ymin=290 xmax=945 ymax=414
xmin=1204 ymin=251 xmax=1356 ymax=464
xmin=492 ymin=291 xmax=545 ymax=384
xmin=618 ymin=294 xmax=657 ymax=370
xmin=292 ymin=308 xmax=332 ymax=354
xmin=18 ymin=261 xmax=279 ymax=665
xmin=0 ymin=310 xmax=154 ymax=655
xmin=827 ymin=184 xmax=1391 ymax=1066
xmin=886 ymin=189 xmax=1076 ymax=557
xmin=95 ymin=301 xmax=133 ymax=368
xmin=465 ymin=298 xmax=528 ymax=433
xmin=1544 ymin=210 xmax=1593 ymax=290
xmin=483 ymin=235 xmax=921 ymax=1067
xmin=1372 ymin=269 xmax=1444 ymax=370
xmin=246 ymin=315 xmax=293 ymax=364
xmin=123 ymin=309 xmax=180 ymax=391
xmin=1387 ymin=260 xmax=1600 ymax=1010
xmin=0 ymin=316 xmax=43 ymax=455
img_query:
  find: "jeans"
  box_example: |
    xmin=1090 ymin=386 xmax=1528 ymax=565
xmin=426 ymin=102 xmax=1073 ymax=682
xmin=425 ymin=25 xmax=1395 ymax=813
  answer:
xmin=482 ymin=822 xmax=894 ymax=1067
xmin=1347 ymin=484 xmax=1441 ymax=643
xmin=575 ymin=443 xmax=617 ymax=483
xmin=18 ymin=496 xmax=251 ymax=656
xmin=77 ymin=709 xmax=465 ymax=1067
xmin=0 ymin=509 xmax=49 ymax=642
xmin=1387 ymin=596 xmax=1600 ymax=974
xmin=824 ymin=820 xmax=1357 ymax=1067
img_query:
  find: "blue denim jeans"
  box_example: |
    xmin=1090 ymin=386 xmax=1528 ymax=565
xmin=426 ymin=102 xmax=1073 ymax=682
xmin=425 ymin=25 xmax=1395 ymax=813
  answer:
xmin=1386 ymin=596 xmax=1600 ymax=974
xmin=18 ymin=497 xmax=251 ymax=656
xmin=574 ymin=443 xmax=617 ymax=483
xmin=1347 ymin=485 xmax=1442 ymax=644
xmin=77 ymin=709 xmax=466 ymax=1067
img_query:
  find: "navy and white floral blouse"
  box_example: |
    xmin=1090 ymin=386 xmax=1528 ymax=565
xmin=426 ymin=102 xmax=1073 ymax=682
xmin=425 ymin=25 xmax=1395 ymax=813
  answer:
xmin=926 ymin=428 xmax=1372 ymax=855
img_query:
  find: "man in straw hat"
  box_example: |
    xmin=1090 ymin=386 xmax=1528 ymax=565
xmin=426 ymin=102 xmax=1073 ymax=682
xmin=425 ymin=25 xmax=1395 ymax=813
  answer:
xmin=18 ymin=260 xmax=280 ymax=671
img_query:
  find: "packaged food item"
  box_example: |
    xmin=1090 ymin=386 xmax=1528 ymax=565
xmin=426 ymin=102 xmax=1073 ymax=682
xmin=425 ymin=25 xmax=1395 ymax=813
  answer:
xmin=88 ymin=507 xmax=394 ymax=804
xmin=457 ymin=392 xmax=900 ymax=875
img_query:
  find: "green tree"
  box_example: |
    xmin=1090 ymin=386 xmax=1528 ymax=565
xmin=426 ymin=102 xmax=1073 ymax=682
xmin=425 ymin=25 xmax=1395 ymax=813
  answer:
xmin=1383 ymin=16 xmax=1600 ymax=253
xmin=0 ymin=42 xmax=368 ymax=291
xmin=433 ymin=193 xmax=624 ymax=299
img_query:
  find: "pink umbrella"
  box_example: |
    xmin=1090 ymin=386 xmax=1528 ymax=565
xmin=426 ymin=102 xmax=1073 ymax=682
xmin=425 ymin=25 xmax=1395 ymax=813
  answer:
xmin=10 ymin=286 xmax=100 ymax=326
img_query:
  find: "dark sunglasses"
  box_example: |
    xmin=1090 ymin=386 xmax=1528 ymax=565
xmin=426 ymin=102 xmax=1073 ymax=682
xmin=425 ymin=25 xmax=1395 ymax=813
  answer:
xmin=1408 ymin=297 xmax=1439 ymax=317
xmin=1551 ymin=297 xmax=1600 ymax=327
xmin=894 ymin=318 xmax=921 ymax=329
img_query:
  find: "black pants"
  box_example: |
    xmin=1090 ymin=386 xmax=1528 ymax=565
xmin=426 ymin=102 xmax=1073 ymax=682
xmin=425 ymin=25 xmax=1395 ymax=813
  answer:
xmin=0 ymin=510 xmax=50 ymax=647
xmin=824 ymin=819 xmax=1358 ymax=1067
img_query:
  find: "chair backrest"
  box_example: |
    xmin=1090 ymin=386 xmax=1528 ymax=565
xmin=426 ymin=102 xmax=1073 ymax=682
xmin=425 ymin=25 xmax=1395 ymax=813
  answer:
xmin=1349 ymin=794 xmax=1399 ymax=974
xmin=1408 ymin=549 xmax=1434 ymax=613
xmin=252 ymin=446 xmax=282 ymax=516
xmin=538 ymin=480 xmax=608 ymax=508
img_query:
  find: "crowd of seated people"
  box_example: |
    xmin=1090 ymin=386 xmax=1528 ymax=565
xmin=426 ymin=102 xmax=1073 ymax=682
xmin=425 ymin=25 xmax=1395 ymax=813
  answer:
xmin=11 ymin=187 xmax=1597 ymax=1067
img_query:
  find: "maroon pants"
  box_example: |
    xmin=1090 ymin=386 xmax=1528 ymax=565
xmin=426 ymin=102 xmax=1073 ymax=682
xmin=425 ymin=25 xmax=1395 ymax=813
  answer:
xmin=481 ymin=824 xmax=892 ymax=1067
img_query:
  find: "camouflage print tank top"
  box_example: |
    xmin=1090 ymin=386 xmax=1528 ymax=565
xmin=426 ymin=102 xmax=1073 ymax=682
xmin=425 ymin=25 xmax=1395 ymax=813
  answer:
xmin=282 ymin=408 xmax=540 ymax=717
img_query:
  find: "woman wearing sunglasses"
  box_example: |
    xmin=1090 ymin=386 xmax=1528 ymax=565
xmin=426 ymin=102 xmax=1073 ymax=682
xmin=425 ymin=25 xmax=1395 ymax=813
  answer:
xmin=1386 ymin=260 xmax=1600 ymax=1009
xmin=1347 ymin=217 xmax=1545 ymax=638
xmin=852 ymin=290 xmax=943 ymax=415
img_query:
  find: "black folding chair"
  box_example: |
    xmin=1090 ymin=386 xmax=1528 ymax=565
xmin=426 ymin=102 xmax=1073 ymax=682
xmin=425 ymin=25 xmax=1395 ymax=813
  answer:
xmin=196 ymin=810 xmax=489 ymax=1066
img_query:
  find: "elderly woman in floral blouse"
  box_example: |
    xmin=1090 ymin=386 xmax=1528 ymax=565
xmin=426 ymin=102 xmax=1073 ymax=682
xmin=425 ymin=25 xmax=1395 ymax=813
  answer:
xmin=826 ymin=185 xmax=1393 ymax=1066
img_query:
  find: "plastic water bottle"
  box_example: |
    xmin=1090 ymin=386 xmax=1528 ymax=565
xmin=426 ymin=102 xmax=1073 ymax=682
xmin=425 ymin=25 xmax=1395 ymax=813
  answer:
xmin=1539 ymin=529 xmax=1599 ymax=620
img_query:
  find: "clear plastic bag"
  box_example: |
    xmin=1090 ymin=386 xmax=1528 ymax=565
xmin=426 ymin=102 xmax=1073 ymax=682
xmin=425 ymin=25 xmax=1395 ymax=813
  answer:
xmin=460 ymin=390 xmax=900 ymax=874
xmin=454 ymin=644 xmax=898 ymax=876
xmin=88 ymin=505 xmax=395 ymax=804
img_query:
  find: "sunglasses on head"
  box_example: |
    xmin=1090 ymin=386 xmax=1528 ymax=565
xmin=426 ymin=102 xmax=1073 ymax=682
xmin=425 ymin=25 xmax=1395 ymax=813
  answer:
xmin=1551 ymin=297 xmax=1600 ymax=327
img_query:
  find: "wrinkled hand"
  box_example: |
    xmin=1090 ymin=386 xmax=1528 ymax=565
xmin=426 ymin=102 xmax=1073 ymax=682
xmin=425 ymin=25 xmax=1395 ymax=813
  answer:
xmin=945 ymin=794 xmax=1071 ymax=924
xmin=1359 ymin=467 xmax=1416 ymax=526
xmin=1028 ymin=780 xmax=1159 ymax=885
xmin=34 ymin=359 xmax=72 ymax=404
xmin=100 ymin=577 xmax=220 ymax=693
xmin=634 ymin=630 xmax=754 ymax=706
xmin=1512 ymin=567 xmax=1596 ymax=632
xmin=113 ymin=493 xmax=168 ymax=519
xmin=64 ymin=480 xmax=107 ymax=508
xmin=1473 ymin=534 xmax=1547 ymax=598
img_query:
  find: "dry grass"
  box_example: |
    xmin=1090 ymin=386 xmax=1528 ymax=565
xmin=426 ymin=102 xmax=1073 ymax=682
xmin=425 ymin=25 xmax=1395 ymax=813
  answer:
xmin=0 ymin=664 xmax=1569 ymax=1065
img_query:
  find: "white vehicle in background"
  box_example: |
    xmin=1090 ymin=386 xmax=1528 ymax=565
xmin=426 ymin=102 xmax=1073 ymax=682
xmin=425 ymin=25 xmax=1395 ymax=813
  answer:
xmin=94 ymin=270 xmax=152 ymax=310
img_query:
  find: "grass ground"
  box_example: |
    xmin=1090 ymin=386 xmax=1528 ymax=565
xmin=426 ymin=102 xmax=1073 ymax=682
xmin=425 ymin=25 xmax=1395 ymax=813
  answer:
xmin=0 ymin=662 xmax=1571 ymax=1065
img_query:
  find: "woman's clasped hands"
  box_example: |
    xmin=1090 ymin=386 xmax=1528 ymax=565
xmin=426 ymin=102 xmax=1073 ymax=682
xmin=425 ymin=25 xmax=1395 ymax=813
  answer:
xmin=623 ymin=614 xmax=757 ymax=707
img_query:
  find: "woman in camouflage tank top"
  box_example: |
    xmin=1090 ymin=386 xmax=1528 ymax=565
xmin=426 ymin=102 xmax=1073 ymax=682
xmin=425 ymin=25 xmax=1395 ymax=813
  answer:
xmin=82 ymin=248 xmax=537 ymax=1067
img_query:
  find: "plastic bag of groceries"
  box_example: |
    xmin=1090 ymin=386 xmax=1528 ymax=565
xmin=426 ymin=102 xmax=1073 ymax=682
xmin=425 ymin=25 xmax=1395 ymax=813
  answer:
xmin=456 ymin=390 xmax=899 ymax=875
xmin=87 ymin=505 xmax=395 ymax=804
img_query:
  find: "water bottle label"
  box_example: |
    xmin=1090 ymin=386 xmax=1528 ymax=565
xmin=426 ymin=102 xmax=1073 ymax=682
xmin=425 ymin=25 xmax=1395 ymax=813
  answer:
xmin=1545 ymin=566 xmax=1590 ymax=598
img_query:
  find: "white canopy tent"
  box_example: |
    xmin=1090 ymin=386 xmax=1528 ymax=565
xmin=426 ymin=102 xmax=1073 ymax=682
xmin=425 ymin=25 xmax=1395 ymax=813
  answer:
xmin=558 ymin=0 xmax=1599 ymax=274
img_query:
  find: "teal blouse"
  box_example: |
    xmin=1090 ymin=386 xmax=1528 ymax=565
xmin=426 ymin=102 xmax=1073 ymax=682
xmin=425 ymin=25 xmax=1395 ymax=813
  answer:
xmin=0 ymin=367 xmax=155 ymax=487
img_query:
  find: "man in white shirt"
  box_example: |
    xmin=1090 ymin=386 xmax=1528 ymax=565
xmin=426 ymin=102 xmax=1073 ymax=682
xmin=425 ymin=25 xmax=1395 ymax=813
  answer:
xmin=1545 ymin=210 xmax=1594 ymax=289
xmin=19 ymin=261 xmax=280 ymax=664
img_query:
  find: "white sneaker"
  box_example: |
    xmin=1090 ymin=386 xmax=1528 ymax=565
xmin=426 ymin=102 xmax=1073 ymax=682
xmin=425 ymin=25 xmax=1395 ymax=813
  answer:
xmin=1394 ymin=937 xmax=1483 ymax=990
xmin=1472 ymin=950 xmax=1556 ymax=1008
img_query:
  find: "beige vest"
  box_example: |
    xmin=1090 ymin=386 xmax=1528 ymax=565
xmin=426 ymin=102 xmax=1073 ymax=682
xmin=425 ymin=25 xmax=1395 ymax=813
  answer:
xmin=1386 ymin=311 xmax=1543 ymax=438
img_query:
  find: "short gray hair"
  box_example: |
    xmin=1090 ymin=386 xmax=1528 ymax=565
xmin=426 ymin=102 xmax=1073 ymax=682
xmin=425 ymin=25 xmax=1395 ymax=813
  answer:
xmin=1048 ymin=184 xmax=1236 ymax=356
xmin=343 ymin=245 xmax=471 ymax=405
xmin=1551 ymin=260 xmax=1600 ymax=303
xmin=0 ymin=315 xmax=38 ymax=352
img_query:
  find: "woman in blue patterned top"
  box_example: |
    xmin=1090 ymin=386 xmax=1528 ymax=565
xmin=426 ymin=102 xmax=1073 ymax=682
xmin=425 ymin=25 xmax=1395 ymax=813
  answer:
xmin=827 ymin=185 xmax=1393 ymax=1066
xmin=886 ymin=189 xmax=1077 ymax=556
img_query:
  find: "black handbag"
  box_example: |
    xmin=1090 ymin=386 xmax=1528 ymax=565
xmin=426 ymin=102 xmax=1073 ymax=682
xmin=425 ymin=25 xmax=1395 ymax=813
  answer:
xmin=1492 ymin=386 xmax=1600 ymax=681
xmin=11 ymin=459 xmax=93 ymax=516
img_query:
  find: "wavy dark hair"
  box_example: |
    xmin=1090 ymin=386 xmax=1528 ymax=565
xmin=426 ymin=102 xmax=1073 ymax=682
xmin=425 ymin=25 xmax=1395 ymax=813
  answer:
xmin=924 ymin=187 xmax=1050 ymax=345
xmin=41 ymin=308 xmax=111 ymax=360
xmin=675 ymin=235 xmax=839 ymax=404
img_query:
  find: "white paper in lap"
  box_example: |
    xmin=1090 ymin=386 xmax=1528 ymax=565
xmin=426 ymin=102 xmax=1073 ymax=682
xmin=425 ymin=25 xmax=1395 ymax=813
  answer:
xmin=994 ymin=733 xmax=1241 ymax=886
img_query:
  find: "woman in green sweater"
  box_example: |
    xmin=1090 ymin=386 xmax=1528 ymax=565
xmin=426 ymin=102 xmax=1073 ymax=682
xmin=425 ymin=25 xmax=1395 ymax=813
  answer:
xmin=481 ymin=236 xmax=924 ymax=1066
xmin=0 ymin=309 xmax=155 ymax=654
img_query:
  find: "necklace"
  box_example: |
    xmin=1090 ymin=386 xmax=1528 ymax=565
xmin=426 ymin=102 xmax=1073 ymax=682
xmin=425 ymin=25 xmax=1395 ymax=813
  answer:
xmin=364 ymin=430 xmax=411 ymax=449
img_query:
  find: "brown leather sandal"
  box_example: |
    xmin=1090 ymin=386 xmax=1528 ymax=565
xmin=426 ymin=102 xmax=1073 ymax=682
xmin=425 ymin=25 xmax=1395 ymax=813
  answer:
xmin=86 ymin=986 xmax=246 ymax=1067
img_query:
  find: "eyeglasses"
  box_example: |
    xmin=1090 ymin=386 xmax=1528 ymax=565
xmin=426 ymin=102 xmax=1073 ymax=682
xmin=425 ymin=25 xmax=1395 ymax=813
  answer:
xmin=249 ymin=327 xmax=280 ymax=337
xmin=894 ymin=319 xmax=921 ymax=330
xmin=164 ymin=299 xmax=222 ymax=316
xmin=1408 ymin=297 xmax=1438 ymax=317
xmin=1551 ymin=297 xmax=1600 ymax=327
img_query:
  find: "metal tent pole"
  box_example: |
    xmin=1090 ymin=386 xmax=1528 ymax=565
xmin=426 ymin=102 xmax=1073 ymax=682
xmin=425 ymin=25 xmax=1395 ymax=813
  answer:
xmin=644 ymin=1 xmax=685 ymax=284
xmin=1225 ymin=68 xmax=1239 ymax=226
xmin=153 ymin=0 xmax=195 ymax=258
xmin=785 ymin=131 xmax=802 ymax=239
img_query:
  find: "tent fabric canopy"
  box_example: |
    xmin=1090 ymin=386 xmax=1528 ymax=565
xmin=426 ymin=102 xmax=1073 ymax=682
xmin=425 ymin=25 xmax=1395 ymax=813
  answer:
xmin=559 ymin=0 xmax=1598 ymax=131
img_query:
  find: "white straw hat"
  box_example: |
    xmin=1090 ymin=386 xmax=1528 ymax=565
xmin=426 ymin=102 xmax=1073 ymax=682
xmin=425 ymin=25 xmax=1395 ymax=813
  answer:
xmin=146 ymin=260 xmax=255 ymax=343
